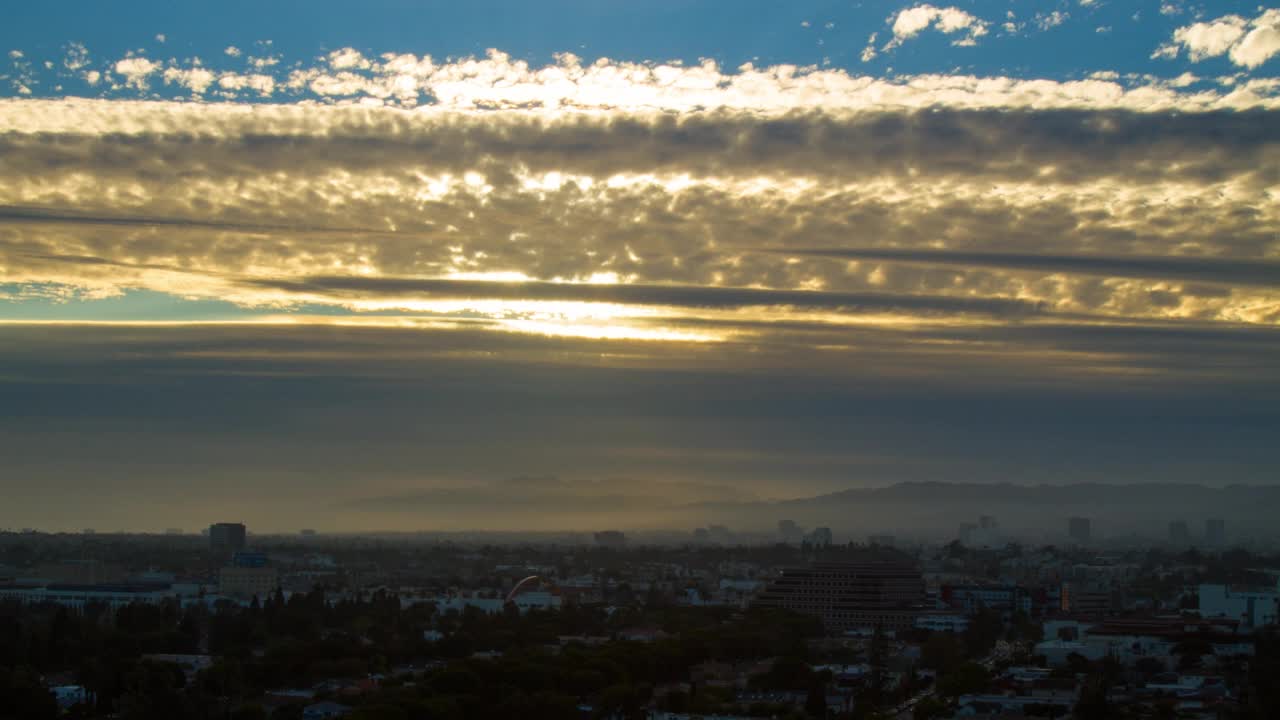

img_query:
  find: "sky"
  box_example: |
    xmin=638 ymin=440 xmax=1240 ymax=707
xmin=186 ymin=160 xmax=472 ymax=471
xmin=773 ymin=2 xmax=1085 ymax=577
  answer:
xmin=1 ymin=1 xmax=1278 ymax=533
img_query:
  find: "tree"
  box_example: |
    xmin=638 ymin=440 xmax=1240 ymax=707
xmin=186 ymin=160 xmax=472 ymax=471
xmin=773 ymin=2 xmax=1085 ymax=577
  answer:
xmin=1133 ymin=657 xmax=1164 ymax=677
xmin=920 ymin=634 xmax=964 ymax=675
xmin=0 ymin=665 xmax=58 ymax=720
xmin=1072 ymin=677 xmax=1112 ymax=720
xmin=912 ymin=696 xmax=948 ymax=720
xmin=596 ymin=683 xmax=643 ymax=719
xmin=936 ymin=662 xmax=991 ymax=699
xmin=867 ymin=624 xmax=888 ymax=705
xmin=804 ymin=678 xmax=827 ymax=718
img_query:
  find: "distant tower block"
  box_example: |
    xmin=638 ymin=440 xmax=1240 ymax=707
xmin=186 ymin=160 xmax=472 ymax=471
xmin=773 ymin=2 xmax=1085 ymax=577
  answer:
xmin=209 ymin=523 xmax=247 ymax=552
xmin=1068 ymin=517 xmax=1092 ymax=544
xmin=1205 ymin=518 xmax=1226 ymax=546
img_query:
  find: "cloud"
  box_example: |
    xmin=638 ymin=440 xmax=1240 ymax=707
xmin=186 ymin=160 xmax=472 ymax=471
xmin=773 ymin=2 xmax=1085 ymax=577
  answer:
xmin=162 ymin=66 xmax=217 ymax=95
xmin=1155 ymin=9 xmax=1280 ymax=69
xmin=224 ymin=46 xmax=241 ymax=57
xmin=244 ymin=275 xmax=1045 ymax=318
xmin=113 ymin=56 xmax=161 ymax=90
xmin=777 ymin=248 xmax=1280 ymax=288
xmin=4 ymin=44 xmax=1280 ymax=530
xmin=1231 ymin=9 xmax=1280 ymax=69
xmin=1035 ymin=11 xmax=1069 ymax=31
xmin=327 ymin=47 xmax=371 ymax=70
xmin=883 ymin=5 xmax=990 ymax=51
xmin=62 ymin=42 xmax=89 ymax=72
xmin=0 ymin=97 xmax=1277 ymax=327
xmin=861 ymin=33 xmax=878 ymax=62
xmin=4 ymin=46 xmax=1279 ymax=112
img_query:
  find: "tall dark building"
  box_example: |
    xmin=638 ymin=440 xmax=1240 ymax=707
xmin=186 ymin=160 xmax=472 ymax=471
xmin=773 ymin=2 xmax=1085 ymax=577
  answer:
xmin=753 ymin=561 xmax=926 ymax=632
xmin=1068 ymin=517 xmax=1092 ymax=544
xmin=209 ymin=523 xmax=247 ymax=552
xmin=1205 ymin=518 xmax=1226 ymax=546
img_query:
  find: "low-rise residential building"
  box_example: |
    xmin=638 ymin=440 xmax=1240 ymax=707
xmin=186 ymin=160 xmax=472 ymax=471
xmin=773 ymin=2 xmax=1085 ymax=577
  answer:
xmin=218 ymin=565 xmax=279 ymax=599
xmin=0 ymin=582 xmax=192 ymax=609
xmin=915 ymin=612 xmax=970 ymax=633
xmin=1198 ymin=584 xmax=1279 ymax=629
xmin=942 ymin=584 xmax=1032 ymax=614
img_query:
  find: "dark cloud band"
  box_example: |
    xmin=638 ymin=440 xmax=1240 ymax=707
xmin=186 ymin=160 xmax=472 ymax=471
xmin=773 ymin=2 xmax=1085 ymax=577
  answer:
xmin=780 ymin=248 xmax=1280 ymax=287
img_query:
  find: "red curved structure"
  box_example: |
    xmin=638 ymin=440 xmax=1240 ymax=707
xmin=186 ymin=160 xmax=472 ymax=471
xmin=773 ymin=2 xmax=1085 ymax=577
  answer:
xmin=505 ymin=575 xmax=542 ymax=604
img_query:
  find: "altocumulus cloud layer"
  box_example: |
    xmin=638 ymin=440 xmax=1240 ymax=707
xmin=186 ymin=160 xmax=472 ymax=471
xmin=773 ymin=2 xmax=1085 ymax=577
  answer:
xmin=2 ymin=49 xmax=1279 ymax=531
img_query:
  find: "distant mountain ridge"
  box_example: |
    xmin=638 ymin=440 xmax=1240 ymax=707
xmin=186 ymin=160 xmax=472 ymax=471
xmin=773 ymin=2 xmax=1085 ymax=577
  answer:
xmin=683 ymin=482 xmax=1280 ymax=540
xmin=802 ymin=481 xmax=1280 ymax=504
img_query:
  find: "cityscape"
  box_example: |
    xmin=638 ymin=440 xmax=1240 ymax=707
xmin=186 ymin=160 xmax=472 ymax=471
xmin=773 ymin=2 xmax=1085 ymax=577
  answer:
xmin=4 ymin=0 xmax=1280 ymax=718
xmin=1 ymin=513 xmax=1279 ymax=718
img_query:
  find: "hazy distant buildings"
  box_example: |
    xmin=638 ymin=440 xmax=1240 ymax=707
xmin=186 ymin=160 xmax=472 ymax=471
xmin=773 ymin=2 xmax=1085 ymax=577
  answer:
xmin=806 ymin=527 xmax=833 ymax=547
xmin=32 ymin=560 xmax=124 ymax=585
xmin=594 ymin=531 xmax=626 ymax=548
xmin=778 ymin=520 xmax=803 ymax=542
xmin=754 ymin=561 xmax=926 ymax=632
xmin=868 ymin=534 xmax=896 ymax=548
xmin=1061 ymin=582 xmax=1115 ymax=617
xmin=707 ymin=525 xmax=734 ymax=544
xmin=209 ymin=523 xmax=247 ymax=553
xmin=1168 ymin=520 xmax=1192 ymax=545
xmin=959 ymin=516 xmax=1002 ymax=549
xmin=1068 ymin=517 xmax=1092 ymax=544
xmin=1205 ymin=518 xmax=1226 ymax=546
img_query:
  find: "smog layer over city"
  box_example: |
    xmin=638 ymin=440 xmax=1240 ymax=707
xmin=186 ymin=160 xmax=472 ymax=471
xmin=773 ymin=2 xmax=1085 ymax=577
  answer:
xmin=2 ymin=2 xmax=1279 ymax=719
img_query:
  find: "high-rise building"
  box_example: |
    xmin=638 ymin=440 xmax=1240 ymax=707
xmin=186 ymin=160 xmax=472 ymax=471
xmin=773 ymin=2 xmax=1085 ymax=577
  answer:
xmin=1168 ymin=520 xmax=1191 ymax=545
xmin=209 ymin=523 xmax=247 ymax=553
xmin=753 ymin=561 xmax=926 ymax=632
xmin=1068 ymin=517 xmax=1092 ymax=544
xmin=1205 ymin=518 xmax=1226 ymax=546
